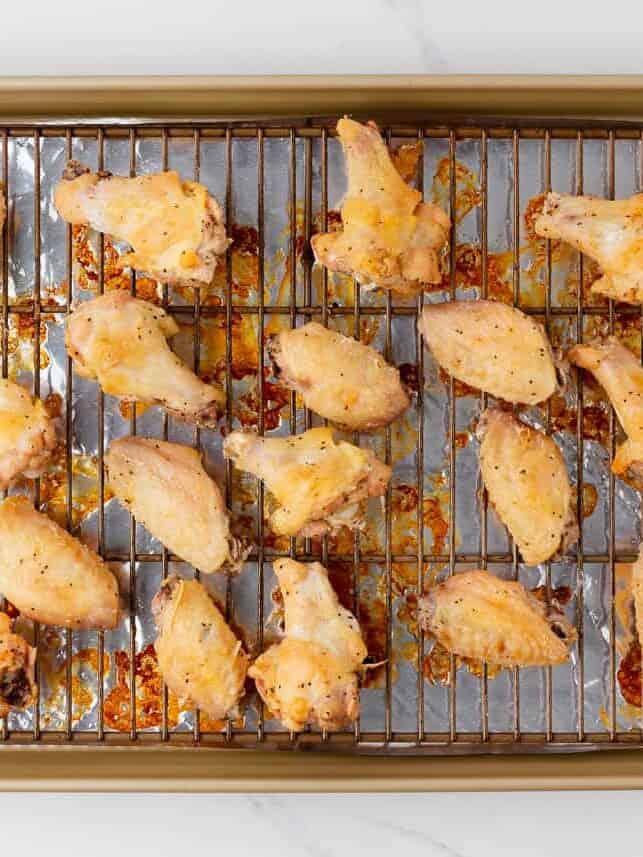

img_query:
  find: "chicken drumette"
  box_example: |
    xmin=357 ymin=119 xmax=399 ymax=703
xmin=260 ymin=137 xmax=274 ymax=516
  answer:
xmin=311 ymin=118 xmax=450 ymax=296
xmin=249 ymin=558 xmax=367 ymax=732
xmin=66 ymin=292 xmax=224 ymax=427
xmin=55 ymin=161 xmax=228 ymax=290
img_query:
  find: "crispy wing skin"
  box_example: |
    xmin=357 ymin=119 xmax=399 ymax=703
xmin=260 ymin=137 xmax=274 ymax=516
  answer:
xmin=0 ymin=613 xmax=36 ymax=718
xmin=568 ymin=337 xmax=643 ymax=486
xmin=223 ymin=427 xmax=391 ymax=537
xmin=249 ymin=558 xmax=367 ymax=732
xmin=311 ymin=118 xmax=450 ymax=296
xmin=0 ymin=497 xmax=119 ymax=629
xmin=420 ymin=300 xmax=557 ymax=404
xmin=419 ymin=570 xmax=576 ymax=667
xmin=55 ymin=161 xmax=228 ymax=289
xmin=535 ymin=192 xmax=643 ymax=304
xmin=478 ymin=410 xmax=577 ymax=565
xmin=0 ymin=379 xmax=56 ymax=490
xmin=268 ymin=322 xmax=410 ymax=430
xmin=66 ymin=292 xmax=224 ymax=426
xmin=152 ymin=577 xmax=248 ymax=719
xmin=106 ymin=438 xmax=246 ymax=574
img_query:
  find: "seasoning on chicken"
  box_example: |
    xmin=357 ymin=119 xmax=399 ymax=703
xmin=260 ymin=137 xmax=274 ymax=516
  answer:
xmin=535 ymin=191 xmax=643 ymax=304
xmin=419 ymin=570 xmax=576 ymax=668
xmin=152 ymin=576 xmax=248 ymax=720
xmin=478 ymin=409 xmax=577 ymax=565
xmin=0 ymin=613 xmax=36 ymax=718
xmin=249 ymin=558 xmax=367 ymax=732
xmin=568 ymin=337 xmax=643 ymax=489
xmin=268 ymin=321 xmax=410 ymax=430
xmin=223 ymin=427 xmax=391 ymax=538
xmin=106 ymin=437 xmax=246 ymax=574
xmin=420 ymin=300 xmax=557 ymax=405
xmin=311 ymin=118 xmax=450 ymax=296
xmin=0 ymin=379 xmax=56 ymax=490
xmin=55 ymin=160 xmax=228 ymax=290
xmin=0 ymin=496 xmax=119 ymax=629
xmin=66 ymin=292 xmax=224 ymax=427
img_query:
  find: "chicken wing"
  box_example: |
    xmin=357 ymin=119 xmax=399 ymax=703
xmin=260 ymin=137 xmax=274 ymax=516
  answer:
xmin=152 ymin=576 xmax=248 ymax=719
xmin=268 ymin=321 xmax=410 ymax=430
xmin=249 ymin=558 xmax=367 ymax=732
xmin=419 ymin=570 xmax=576 ymax=668
xmin=0 ymin=379 xmax=56 ymax=490
xmin=568 ymin=337 xmax=643 ymax=488
xmin=478 ymin=409 xmax=577 ymax=565
xmin=535 ymin=192 xmax=643 ymax=304
xmin=106 ymin=437 xmax=245 ymax=574
xmin=0 ymin=496 xmax=119 ymax=629
xmin=0 ymin=612 xmax=36 ymax=718
xmin=420 ymin=300 xmax=557 ymax=404
xmin=311 ymin=118 xmax=450 ymax=296
xmin=55 ymin=161 xmax=228 ymax=290
xmin=66 ymin=291 xmax=224 ymax=426
xmin=223 ymin=427 xmax=391 ymax=537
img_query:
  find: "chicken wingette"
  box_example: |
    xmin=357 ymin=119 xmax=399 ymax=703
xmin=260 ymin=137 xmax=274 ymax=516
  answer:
xmin=478 ymin=409 xmax=577 ymax=565
xmin=311 ymin=118 xmax=450 ymax=296
xmin=268 ymin=322 xmax=410 ymax=430
xmin=419 ymin=570 xmax=576 ymax=668
xmin=66 ymin=292 xmax=224 ymax=426
xmin=249 ymin=558 xmax=367 ymax=732
xmin=535 ymin=191 xmax=643 ymax=304
xmin=55 ymin=161 xmax=228 ymax=290
xmin=0 ymin=613 xmax=36 ymax=718
xmin=152 ymin=576 xmax=248 ymax=719
xmin=106 ymin=437 xmax=245 ymax=574
xmin=223 ymin=427 xmax=391 ymax=537
xmin=0 ymin=379 xmax=56 ymax=490
xmin=0 ymin=497 xmax=120 ymax=629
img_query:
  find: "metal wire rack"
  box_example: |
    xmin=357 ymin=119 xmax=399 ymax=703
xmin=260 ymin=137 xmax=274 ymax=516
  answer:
xmin=1 ymin=117 xmax=643 ymax=755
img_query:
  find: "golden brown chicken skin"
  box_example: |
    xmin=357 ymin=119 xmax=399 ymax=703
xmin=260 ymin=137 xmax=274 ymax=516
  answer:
xmin=249 ymin=558 xmax=367 ymax=732
xmin=55 ymin=161 xmax=228 ymax=290
xmin=66 ymin=292 xmax=224 ymax=427
xmin=268 ymin=322 xmax=410 ymax=431
xmin=535 ymin=191 xmax=643 ymax=304
xmin=420 ymin=300 xmax=557 ymax=405
xmin=0 ymin=497 xmax=119 ymax=629
xmin=106 ymin=437 xmax=246 ymax=574
xmin=478 ymin=410 xmax=577 ymax=565
xmin=0 ymin=379 xmax=56 ymax=490
xmin=568 ymin=337 xmax=643 ymax=489
xmin=311 ymin=118 xmax=450 ymax=296
xmin=0 ymin=613 xmax=36 ymax=718
xmin=223 ymin=427 xmax=391 ymax=538
xmin=152 ymin=576 xmax=248 ymax=720
xmin=419 ymin=570 xmax=576 ymax=668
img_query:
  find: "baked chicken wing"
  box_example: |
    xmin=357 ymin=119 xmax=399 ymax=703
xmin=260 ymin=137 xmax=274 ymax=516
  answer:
xmin=420 ymin=300 xmax=557 ymax=405
xmin=55 ymin=161 xmax=228 ymax=290
xmin=568 ymin=337 xmax=643 ymax=488
xmin=66 ymin=292 xmax=224 ymax=426
xmin=268 ymin=321 xmax=410 ymax=430
xmin=249 ymin=558 xmax=367 ymax=732
xmin=0 ymin=497 xmax=119 ymax=629
xmin=223 ymin=427 xmax=391 ymax=537
xmin=0 ymin=612 xmax=36 ymax=718
xmin=106 ymin=437 xmax=245 ymax=574
xmin=311 ymin=118 xmax=450 ymax=296
xmin=419 ymin=570 xmax=576 ymax=668
xmin=0 ymin=379 xmax=56 ymax=490
xmin=535 ymin=192 xmax=643 ymax=304
xmin=478 ymin=409 xmax=577 ymax=565
xmin=152 ymin=576 xmax=248 ymax=719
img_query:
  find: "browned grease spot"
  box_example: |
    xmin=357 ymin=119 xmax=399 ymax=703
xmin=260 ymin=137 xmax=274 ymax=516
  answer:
xmin=41 ymin=641 xmax=109 ymax=726
xmin=438 ymin=243 xmax=514 ymax=303
xmin=549 ymin=393 xmax=610 ymax=445
xmin=211 ymin=224 xmax=258 ymax=302
xmin=423 ymin=640 xmax=503 ymax=685
xmin=398 ymin=362 xmax=420 ymax=394
xmin=72 ymin=224 xmax=159 ymax=301
xmin=618 ymin=640 xmax=642 ymax=707
xmin=390 ymin=141 xmax=422 ymax=183
xmin=423 ymin=496 xmax=449 ymax=555
xmin=582 ymin=483 xmax=598 ymax=519
xmin=531 ymin=584 xmax=573 ymax=607
xmin=104 ymin=643 xmax=179 ymax=731
xmin=36 ymin=445 xmax=111 ymax=530
xmin=432 ymin=158 xmax=481 ymax=224
xmin=438 ymin=367 xmax=479 ymax=398
xmin=118 ymin=400 xmax=151 ymax=421
xmin=236 ymin=370 xmax=290 ymax=432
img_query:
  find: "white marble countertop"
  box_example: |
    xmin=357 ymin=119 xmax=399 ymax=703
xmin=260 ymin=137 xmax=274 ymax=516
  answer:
xmin=3 ymin=0 xmax=643 ymax=852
